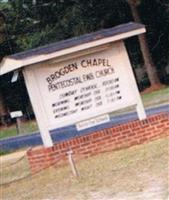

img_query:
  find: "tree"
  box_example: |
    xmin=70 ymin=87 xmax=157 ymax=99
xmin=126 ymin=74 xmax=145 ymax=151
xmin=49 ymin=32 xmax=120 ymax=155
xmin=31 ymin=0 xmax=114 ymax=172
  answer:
xmin=0 ymin=11 xmax=9 ymax=125
xmin=127 ymin=0 xmax=162 ymax=87
xmin=0 ymin=91 xmax=8 ymax=125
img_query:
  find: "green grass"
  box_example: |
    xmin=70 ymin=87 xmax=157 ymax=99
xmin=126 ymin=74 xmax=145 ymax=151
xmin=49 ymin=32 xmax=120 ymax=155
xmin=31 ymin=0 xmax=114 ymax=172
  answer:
xmin=142 ymin=86 xmax=169 ymax=108
xmin=110 ymin=86 xmax=169 ymax=117
xmin=0 ymin=87 xmax=169 ymax=140
xmin=0 ymin=127 xmax=18 ymax=139
xmin=0 ymin=149 xmax=12 ymax=156
xmin=0 ymin=120 xmax=38 ymax=140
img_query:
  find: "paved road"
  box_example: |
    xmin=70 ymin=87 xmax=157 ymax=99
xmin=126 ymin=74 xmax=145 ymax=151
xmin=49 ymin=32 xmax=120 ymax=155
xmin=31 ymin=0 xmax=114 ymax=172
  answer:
xmin=0 ymin=104 xmax=169 ymax=151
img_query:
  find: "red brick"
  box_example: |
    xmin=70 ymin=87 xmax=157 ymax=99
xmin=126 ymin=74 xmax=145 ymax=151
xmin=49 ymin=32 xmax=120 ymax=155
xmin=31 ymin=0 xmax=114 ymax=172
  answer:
xmin=121 ymin=129 xmax=131 ymax=135
xmin=156 ymin=124 xmax=165 ymax=129
xmin=115 ymin=140 xmax=123 ymax=145
xmin=117 ymin=135 xmax=127 ymax=140
xmin=127 ymin=132 xmax=136 ymax=137
xmin=27 ymin=112 xmax=169 ymax=174
xmin=137 ymin=129 xmax=146 ymax=134
xmin=106 ymin=138 xmax=117 ymax=144
xmin=82 ymin=151 xmax=91 ymax=156
xmin=110 ymin=128 xmax=117 ymax=133
xmin=80 ymin=142 xmax=91 ymax=147
xmin=111 ymin=133 xmax=120 ymax=137
xmin=84 ymin=144 xmax=96 ymax=150
xmin=132 ymin=126 xmax=142 ymax=132
xmin=95 ymin=141 xmax=107 ymax=147
xmin=142 ymin=132 xmax=153 ymax=138
xmin=139 ymin=138 xmax=148 ymax=143
xmin=60 ymin=149 xmax=68 ymax=154
xmin=129 ymin=140 xmax=139 ymax=146
xmin=101 ymin=135 xmax=112 ymax=141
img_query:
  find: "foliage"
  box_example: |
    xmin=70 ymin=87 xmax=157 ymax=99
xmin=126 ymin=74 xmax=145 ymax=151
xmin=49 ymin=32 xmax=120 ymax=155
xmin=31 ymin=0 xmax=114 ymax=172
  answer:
xmin=0 ymin=0 xmax=168 ymax=68
xmin=0 ymin=0 xmax=132 ymax=52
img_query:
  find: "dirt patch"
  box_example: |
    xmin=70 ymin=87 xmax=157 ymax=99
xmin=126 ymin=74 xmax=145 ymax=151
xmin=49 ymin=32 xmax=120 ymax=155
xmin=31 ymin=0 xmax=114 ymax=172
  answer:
xmin=1 ymin=149 xmax=28 ymax=163
xmin=141 ymin=84 xmax=166 ymax=94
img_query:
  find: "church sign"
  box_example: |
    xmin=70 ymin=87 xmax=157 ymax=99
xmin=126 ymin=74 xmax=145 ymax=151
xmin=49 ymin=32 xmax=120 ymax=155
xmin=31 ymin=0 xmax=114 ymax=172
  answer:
xmin=0 ymin=22 xmax=147 ymax=147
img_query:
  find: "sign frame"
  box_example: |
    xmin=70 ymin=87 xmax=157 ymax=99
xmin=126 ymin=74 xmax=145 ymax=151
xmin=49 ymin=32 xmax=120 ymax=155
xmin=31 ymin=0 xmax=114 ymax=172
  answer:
xmin=23 ymin=41 xmax=146 ymax=147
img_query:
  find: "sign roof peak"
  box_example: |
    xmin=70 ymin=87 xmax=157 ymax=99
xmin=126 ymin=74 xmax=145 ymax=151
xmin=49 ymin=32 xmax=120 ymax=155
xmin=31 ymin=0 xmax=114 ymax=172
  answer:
xmin=0 ymin=22 xmax=145 ymax=75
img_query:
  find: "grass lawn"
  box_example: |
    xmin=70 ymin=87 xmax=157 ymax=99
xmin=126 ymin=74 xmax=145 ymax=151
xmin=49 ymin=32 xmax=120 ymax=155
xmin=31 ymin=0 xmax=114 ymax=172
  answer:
xmin=0 ymin=120 xmax=38 ymax=140
xmin=1 ymin=136 xmax=169 ymax=200
xmin=0 ymin=86 xmax=169 ymax=140
xmin=142 ymin=86 xmax=169 ymax=108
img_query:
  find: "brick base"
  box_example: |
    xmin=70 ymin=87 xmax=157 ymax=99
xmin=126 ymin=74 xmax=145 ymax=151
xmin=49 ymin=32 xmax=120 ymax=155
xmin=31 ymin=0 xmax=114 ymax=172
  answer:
xmin=27 ymin=113 xmax=169 ymax=173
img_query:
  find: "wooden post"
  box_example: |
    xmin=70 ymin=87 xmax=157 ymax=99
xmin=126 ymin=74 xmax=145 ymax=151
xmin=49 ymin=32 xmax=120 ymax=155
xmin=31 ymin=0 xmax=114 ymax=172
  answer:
xmin=10 ymin=111 xmax=23 ymax=135
xmin=120 ymin=41 xmax=146 ymax=120
xmin=23 ymin=68 xmax=53 ymax=147
xmin=16 ymin=117 xmax=22 ymax=134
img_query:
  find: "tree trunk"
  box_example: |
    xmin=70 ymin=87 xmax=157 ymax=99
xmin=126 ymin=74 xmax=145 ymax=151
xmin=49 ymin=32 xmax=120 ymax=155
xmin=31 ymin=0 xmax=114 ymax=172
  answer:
xmin=128 ymin=1 xmax=161 ymax=85
xmin=0 ymin=92 xmax=8 ymax=126
xmin=0 ymin=15 xmax=6 ymax=44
